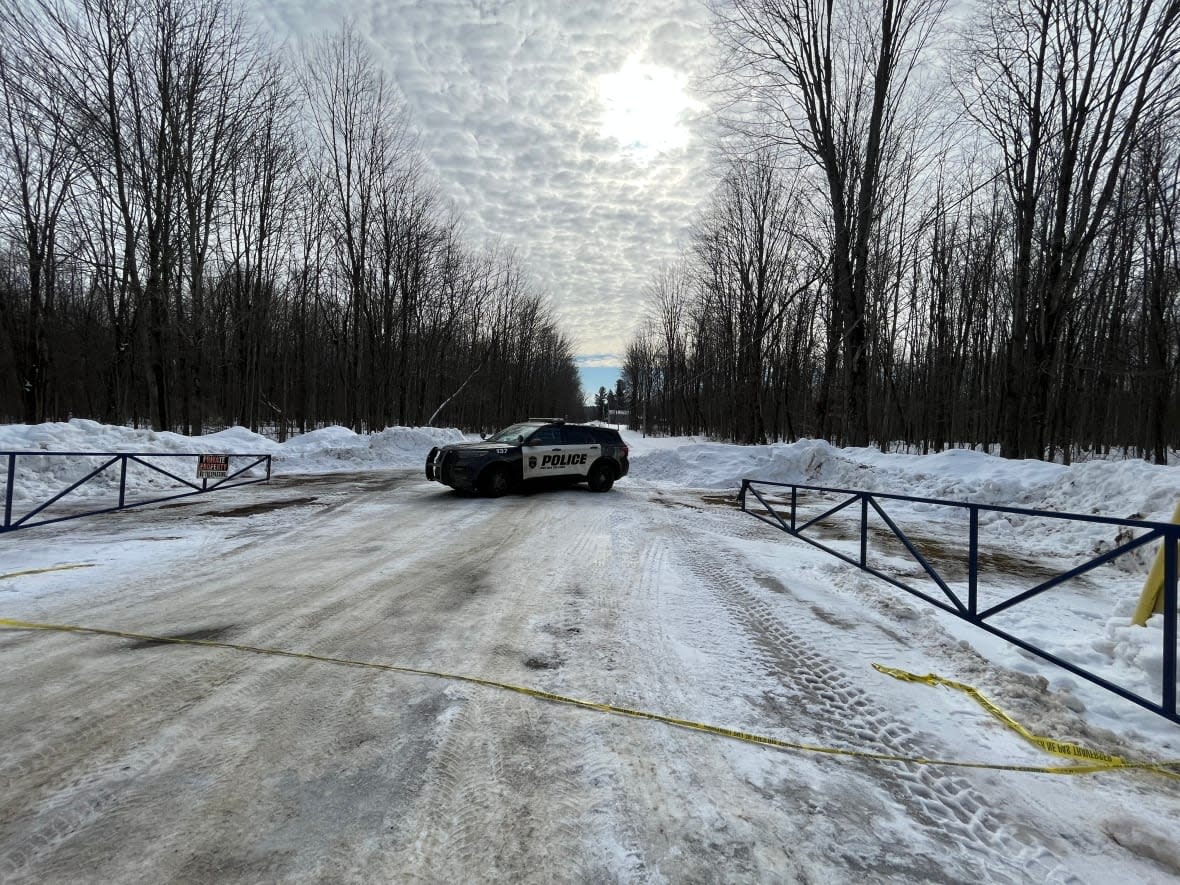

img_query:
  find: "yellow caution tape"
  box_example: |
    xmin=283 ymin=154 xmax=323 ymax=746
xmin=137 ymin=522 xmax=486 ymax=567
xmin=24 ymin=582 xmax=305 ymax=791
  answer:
xmin=0 ymin=563 xmax=96 ymax=581
xmin=1 ymin=616 xmax=1177 ymax=779
xmin=873 ymin=663 xmax=1178 ymax=778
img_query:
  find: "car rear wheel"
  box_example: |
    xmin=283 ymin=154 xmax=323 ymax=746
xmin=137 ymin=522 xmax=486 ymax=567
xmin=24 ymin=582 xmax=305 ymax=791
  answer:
xmin=480 ymin=464 xmax=512 ymax=497
xmin=587 ymin=460 xmax=614 ymax=492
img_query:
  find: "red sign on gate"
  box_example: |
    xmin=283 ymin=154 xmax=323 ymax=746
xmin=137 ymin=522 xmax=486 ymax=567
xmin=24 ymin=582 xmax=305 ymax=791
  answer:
xmin=196 ymin=454 xmax=229 ymax=479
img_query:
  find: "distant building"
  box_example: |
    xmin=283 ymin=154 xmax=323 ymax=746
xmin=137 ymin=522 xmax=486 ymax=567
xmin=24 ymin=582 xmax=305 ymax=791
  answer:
xmin=580 ymin=405 xmax=630 ymax=426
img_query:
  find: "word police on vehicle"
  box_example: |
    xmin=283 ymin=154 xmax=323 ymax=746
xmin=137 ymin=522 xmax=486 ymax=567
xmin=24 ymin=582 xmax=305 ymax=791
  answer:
xmin=426 ymin=419 xmax=629 ymax=497
xmin=537 ymin=453 xmax=587 ymax=469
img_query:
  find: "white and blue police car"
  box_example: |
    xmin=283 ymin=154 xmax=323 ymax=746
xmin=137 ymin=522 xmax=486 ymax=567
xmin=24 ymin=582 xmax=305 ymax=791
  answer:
xmin=425 ymin=419 xmax=630 ymax=496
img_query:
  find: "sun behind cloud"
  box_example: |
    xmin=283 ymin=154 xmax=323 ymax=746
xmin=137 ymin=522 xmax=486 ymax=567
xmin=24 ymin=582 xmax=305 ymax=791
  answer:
xmin=597 ymin=57 xmax=699 ymax=159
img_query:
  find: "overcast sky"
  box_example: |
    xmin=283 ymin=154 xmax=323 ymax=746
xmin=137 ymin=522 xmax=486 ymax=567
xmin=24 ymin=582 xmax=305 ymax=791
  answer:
xmin=250 ymin=0 xmax=720 ymax=390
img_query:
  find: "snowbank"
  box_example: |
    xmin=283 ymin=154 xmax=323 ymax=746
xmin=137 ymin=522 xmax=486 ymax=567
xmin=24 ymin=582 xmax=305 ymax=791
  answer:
xmin=628 ymin=433 xmax=1176 ymax=519
xmin=271 ymin=425 xmax=468 ymax=473
xmin=6 ymin=420 xmax=1174 ymax=534
xmin=0 ymin=420 xmax=468 ymax=505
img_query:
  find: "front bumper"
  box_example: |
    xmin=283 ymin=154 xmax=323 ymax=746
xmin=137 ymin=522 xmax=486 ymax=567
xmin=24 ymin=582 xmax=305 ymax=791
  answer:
xmin=425 ymin=448 xmax=477 ymax=490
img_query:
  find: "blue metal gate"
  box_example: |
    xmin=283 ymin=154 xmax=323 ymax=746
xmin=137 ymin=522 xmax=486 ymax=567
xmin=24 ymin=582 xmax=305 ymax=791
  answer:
xmin=2 ymin=451 xmax=272 ymax=533
xmin=739 ymin=478 xmax=1179 ymax=725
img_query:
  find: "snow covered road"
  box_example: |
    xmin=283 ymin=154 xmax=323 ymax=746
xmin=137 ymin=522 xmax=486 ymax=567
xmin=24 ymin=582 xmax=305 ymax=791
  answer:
xmin=2 ymin=468 xmax=1179 ymax=882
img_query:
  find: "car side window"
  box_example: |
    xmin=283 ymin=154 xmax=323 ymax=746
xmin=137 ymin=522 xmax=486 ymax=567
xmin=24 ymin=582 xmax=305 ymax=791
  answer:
xmin=561 ymin=427 xmax=594 ymax=445
xmin=527 ymin=426 xmax=562 ymax=446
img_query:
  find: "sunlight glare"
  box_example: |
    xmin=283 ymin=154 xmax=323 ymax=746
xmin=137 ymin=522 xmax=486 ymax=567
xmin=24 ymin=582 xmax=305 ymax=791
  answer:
xmin=597 ymin=58 xmax=697 ymax=160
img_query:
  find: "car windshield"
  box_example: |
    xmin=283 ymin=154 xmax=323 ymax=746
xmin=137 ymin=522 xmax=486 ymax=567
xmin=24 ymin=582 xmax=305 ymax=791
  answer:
xmin=486 ymin=423 xmax=538 ymax=444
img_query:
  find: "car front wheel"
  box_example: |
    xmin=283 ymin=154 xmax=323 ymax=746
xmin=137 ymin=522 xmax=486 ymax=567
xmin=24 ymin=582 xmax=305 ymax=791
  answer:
xmin=480 ymin=464 xmax=512 ymax=497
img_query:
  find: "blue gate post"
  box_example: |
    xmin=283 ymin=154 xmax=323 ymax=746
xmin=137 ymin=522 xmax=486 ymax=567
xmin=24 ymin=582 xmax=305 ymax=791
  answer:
xmin=968 ymin=506 xmax=979 ymax=618
xmin=118 ymin=455 xmax=127 ymax=509
xmin=1164 ymin=526 xmax=1177 ymax=717
xmin=860 ymin=494 xmax=868 ymax=568
xmin=790 ymin=486 xmax=797 ymax=531
xmin=739 ymin=479 xmax=748 ymax=511
xmin=4 ymin=453 xmax=14 ymax=529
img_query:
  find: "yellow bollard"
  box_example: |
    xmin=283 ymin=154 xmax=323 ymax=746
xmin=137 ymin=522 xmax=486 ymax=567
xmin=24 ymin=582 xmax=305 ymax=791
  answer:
xmin=1133 ymin=500 xmax=1180 ymax=627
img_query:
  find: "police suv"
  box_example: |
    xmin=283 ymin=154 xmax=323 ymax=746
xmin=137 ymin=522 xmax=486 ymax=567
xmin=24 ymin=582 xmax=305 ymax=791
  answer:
xmin=425 ymin=419 xmax=630 ymax=496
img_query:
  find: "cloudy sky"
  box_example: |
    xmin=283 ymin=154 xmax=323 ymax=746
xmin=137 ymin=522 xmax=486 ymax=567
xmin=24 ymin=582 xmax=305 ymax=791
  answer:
xmin=250 ymin=0 xmax=721 ymax=395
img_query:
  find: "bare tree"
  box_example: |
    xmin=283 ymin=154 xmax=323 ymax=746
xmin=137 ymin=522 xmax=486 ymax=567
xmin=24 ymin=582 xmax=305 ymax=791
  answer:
xmin=713 ymin=0 xmax=947 ymax=444
xmin=221 ymin=71 xmax=298 ymax=431
xmin=962 ymin=0 xmax=1180 ymax=458
xmin=171 ymin=1 xmax=278 ymax=434
xmin=646 ymin=263 xmax=693 ymax=435
xmin=0 ymin=18 xmax=80 ymax=422
xmin=693 ymin=153 xmax=815 ymax=442
xmin=301 ymin=24 xmax=413 ymax=432
xmin=1138 ymin=129 xmax=1180 ymax=463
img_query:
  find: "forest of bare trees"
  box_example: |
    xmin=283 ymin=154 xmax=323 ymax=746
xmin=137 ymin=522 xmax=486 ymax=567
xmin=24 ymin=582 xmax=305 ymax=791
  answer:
xmin=3 ymin=0 xmax=1177 ymax=459
xmin=0 ymin=0 xmax=583 ymax=437
xmin=626 ymin=0 xmax=1180 ymax=462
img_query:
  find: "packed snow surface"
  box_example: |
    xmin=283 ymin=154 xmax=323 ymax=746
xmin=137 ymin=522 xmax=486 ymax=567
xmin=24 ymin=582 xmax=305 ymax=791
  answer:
xmin=1 ymin=420 xmax=1178 ymax=882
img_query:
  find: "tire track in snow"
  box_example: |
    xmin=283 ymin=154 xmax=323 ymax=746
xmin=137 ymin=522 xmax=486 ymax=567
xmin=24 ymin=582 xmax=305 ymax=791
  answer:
xmin=656 ymin=495 xmax=1078 ymax=884
xmin=393 ymin=691 xmax=594 ymax=884
xmin=562 ymin=490 xmax=815 ymax=883
xmin=380 ymin=493 xmax=621 ymax=883
xmin=0 ymin=646 xmax=259 ymax=881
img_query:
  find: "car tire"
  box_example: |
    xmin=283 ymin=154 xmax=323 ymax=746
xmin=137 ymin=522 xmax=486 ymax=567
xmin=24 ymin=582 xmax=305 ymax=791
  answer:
xmin=480 ymin=464 xmax=512 ymax=497
xmin=425 ymin=446 xmax=439 ymax=480
xmin=587 ymin=460 xmax=615 ymax=492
